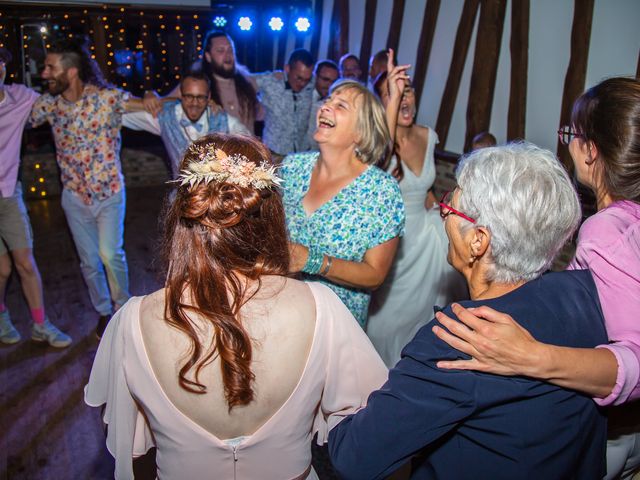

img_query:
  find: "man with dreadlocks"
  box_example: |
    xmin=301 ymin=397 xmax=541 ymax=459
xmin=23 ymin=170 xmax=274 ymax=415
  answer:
xmin=29 ymin=37 xmax=145 ymax=338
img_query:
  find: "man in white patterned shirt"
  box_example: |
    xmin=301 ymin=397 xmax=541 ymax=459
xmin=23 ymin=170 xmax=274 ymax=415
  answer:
xmin=251 ymin=49 xmax=315 ymax=158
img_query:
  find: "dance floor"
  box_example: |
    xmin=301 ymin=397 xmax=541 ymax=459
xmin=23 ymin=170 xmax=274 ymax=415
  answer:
xmin=0 ymin=185 xmax=338 ymax=479
xmin=0 ymin=185 xmax=168 ymax=479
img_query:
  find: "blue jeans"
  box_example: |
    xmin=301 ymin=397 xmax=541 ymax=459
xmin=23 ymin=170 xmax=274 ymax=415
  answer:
xmin=61 ymin=188 xmax=130 ymax=315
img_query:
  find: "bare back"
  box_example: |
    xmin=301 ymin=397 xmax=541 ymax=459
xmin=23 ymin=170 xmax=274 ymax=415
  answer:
xmin=139 ymin=276 xmax=316 ymax=440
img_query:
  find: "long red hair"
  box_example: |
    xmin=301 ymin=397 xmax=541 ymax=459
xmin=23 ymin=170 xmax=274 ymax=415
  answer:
xmin=161 ymin=133 xmax=289 ymax=410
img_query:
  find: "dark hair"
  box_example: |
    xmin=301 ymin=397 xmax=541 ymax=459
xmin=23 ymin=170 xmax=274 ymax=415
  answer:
xmin=181 ymin=69 xmax=211 ymax=93
xmin=315 ymin=59 xmax=338 ymax=75
xmin=571 ymin=77 xmax=640 ymax=203
xmin=288 ymin=49 xmax=314 ymax=68
xmin=472 ymin=132 xmax=497 ymax=149
xmin=339 ymin=53 xmax=359 ymax=68
xmin=162 ymin=133 xmax=289 ymax=410
xmin=201 ymin=30 xmax=257 ymax=129
xmin=371 ymin=49 xmax=388 ymax=64
xmin=47 ymin=37 xmax=108 ymax=88
xmin=0 ymin=47 xmax=12 ymax=64
xmin=373 ymin=71 xmax=405 ymax=180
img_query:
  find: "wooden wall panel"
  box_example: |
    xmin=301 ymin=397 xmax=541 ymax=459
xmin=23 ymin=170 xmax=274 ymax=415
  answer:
xmin=557 ymin=0 xmax=594 ymax=172
xmin=464 ymin=0 xmax=507 ymax=152
xmin=413 ymin=0 xmax=441 ymax=110
xmin=435 ymin=0 xmax=480 ymax=150
xmin=507 ymin=0 xmax=529 ymax=141
xmin=386 ymin=0 xmax=406 ymax=53
xmin=310 ymin=0 xmax=324 ymax=61
xmin=327 ymin=0 xmax=350 ymax=62
xmin=358 ymin=0 xmax=378 ymax=80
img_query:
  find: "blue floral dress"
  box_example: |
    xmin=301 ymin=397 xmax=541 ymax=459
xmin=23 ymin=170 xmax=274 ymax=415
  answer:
xmin=281 ymin=152 xmax=405 ymax=326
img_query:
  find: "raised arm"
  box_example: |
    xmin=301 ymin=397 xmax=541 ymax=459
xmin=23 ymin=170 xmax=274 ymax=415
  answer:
xmin=432 ymin=303 xmax=618 ymax=399
xmin=383 ymin=49 xmax=410 ymax=146
xmin=139 ymin=84 xmax=180 ymax=117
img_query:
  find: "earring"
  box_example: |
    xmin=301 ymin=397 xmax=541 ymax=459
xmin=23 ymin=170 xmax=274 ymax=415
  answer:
xmin=354 ymin=146 xmax=362 ymax=158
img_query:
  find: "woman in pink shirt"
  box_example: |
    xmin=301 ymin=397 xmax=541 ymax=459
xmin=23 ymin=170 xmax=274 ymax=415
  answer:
xmin=432 ymin=77 xmax=640 ymax=478
xmin=85 ymin=134 xmax=387 ymax=479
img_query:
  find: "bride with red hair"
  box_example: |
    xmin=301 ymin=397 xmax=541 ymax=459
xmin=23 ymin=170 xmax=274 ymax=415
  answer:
xmin=85 ymin=133 xmax=386 ymax=479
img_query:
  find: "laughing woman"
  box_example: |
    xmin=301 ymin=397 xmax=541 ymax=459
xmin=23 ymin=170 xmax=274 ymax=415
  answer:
xmin=282 ymin=80 xmax=405 ymax=327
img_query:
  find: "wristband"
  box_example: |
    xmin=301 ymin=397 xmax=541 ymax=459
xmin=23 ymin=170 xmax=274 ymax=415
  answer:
xmin=302 ymin=244 xmax=323 ymax=275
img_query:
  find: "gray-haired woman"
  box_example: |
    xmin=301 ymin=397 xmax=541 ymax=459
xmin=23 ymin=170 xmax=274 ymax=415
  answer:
xmin=328 ymin=142 xmax=607 ymax=479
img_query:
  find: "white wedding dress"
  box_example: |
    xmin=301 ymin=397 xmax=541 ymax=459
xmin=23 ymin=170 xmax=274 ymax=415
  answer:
xmin=367 ymin=128 xmax=467 ymax=367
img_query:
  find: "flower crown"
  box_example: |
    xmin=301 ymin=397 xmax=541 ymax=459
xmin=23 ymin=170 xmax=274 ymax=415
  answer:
xmin=175 ymin=143 xmax=281 ymax=190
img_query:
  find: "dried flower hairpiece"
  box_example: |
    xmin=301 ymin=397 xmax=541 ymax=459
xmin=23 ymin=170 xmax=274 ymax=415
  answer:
xmin=174 ymin=143 xmax=281 ymax=189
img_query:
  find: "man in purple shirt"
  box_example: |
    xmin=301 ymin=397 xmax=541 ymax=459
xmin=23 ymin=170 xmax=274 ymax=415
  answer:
xmin=0 ymin=47 xmax=71 ymax=347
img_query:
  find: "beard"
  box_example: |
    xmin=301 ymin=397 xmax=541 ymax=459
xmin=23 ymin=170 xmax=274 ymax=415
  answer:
xmin=210 ymin=60 xmax=235 ymax=79
xmin=47 ymin=75 xmax=70 ymax=96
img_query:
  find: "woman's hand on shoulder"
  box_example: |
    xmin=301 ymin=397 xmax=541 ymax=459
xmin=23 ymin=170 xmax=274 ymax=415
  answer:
xmin=432 ymin=303 xmax=543 ymax=377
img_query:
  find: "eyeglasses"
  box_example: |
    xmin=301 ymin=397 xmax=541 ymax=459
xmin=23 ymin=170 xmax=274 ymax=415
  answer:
xmin=557 ymin=125 xmax=584 ymax=145
xmin=439 ymin=190 xmax=476 ymax=224
xmin=182 ymin=94 xmax=209 ymax=104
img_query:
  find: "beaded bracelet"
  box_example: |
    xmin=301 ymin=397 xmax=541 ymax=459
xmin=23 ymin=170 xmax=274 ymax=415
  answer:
xmin=302 ymin=244 xmax=324 ymax=275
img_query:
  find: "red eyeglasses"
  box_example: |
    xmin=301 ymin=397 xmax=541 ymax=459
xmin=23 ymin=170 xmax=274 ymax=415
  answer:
xmin=557 ymin=125 xmax=584 ymax=146
xmin=439 ymin=190 xmax=476 ymax=224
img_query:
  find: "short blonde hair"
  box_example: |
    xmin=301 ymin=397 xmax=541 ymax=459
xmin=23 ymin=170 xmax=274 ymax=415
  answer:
xmin=330 ymin=79 xmax=391 ymax=165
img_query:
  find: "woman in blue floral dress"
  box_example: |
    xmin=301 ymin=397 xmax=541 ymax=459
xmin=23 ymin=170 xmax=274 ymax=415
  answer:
xmin=281 ymin=80 xmax=405 ymax=326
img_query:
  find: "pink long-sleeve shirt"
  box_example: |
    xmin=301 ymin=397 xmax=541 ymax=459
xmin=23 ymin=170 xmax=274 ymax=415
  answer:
xmin=0 ymin=84 xmax=40 ymax=197
xmin=569 ymin=200 xmax=640 ymax=406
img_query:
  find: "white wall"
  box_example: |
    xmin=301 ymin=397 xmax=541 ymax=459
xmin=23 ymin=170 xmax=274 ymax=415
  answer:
xmin=48 ymin=0 xmax=639 ymax=153
xmin=317 ymin=0 xmax=640 ymax=153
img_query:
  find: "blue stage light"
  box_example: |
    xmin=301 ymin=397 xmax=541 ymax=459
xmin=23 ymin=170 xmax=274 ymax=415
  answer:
xmin=213 ymin=15 xmax=227 ymax=28
xmin=294 ymin=17 xmax=311 ymax=32
xmin=268 ymin=17 xmax=284 ymax=31
xmin=238 ymin=16 xmax=253 ymax=31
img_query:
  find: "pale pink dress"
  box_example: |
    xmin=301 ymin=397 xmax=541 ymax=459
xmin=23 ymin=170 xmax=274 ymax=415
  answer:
xmin=85 ymin=282 xmax=387 ymax=480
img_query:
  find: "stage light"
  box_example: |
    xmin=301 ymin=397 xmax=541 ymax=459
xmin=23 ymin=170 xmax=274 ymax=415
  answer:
xmin=238 ymin=16 xmax=253 ymax=31
xmin=294 ymin=17 xmax=311 ymax=32
xmin=268 ymin=17 xmax=284 ymax=31
xmin=213 ymin=16 xmax=227 ymax=28
xmin=40 ymin=26 xmax=48 ymax=34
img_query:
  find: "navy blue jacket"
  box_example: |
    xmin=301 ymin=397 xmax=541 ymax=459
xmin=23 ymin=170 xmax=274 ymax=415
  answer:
xmin=329 ymin=270 xmax=607 ymax=479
